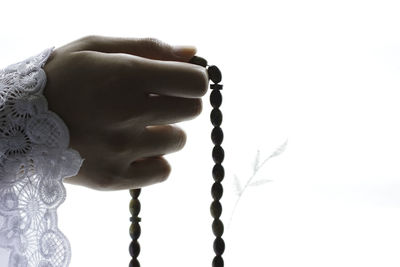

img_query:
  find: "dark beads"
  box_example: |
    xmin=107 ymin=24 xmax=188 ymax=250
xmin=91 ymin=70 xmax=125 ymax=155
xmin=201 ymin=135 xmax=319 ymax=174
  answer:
xmin=212 ymin=146 xmax=224 ymax=164
xmin=212 ymin=164 xmax=225 ymax=182
xmin=210 ymin=89 xmax=222 ymax=108
xmin=212 ymin=219 xmax=224 ymax=237
xmin=129 ymin=199 xmax=141 ymax=217
xmin=208 ymin=65 xmax=222 ymax=84
xmin=211 ymin=127 xmax=223 ymax=145
xmin=129 ymin=222 xmax=141 ymax=240
xmin=126 ymin=61 xmax=226 ymax=267
xmin=211 ymin=108 xmax=223 ymax=127
xmin=209 ymin=63 xmax=225 ymax=267
xmin=129 ymin=189 xmax=141 ymax=267
xmin=213 ymin=237 xmax=225 ymax=256
xmin=212 ymin=255 xmax=224 ymax=267
xmin=210 ymin=200 xmax=222 ymax=218
xmin=129 ymin=241 xmax=141 ymax=257
xmin=130 ymin=188 xmax=141 ymax=198
xmin=189 ymin=56 xmax=208 ymax=67
xmin=129 ymin=258 xmax=140 ymax=267
xmin=211 ymin=182 xmax=223 ymax=200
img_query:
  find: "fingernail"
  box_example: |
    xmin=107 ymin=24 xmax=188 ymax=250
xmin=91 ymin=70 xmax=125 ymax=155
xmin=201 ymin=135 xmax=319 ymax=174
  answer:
xmin=172 ymin=45 xmax=197 ymax=59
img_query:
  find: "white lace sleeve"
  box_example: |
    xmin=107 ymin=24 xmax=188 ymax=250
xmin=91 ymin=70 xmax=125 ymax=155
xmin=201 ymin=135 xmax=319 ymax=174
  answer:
xmin=0 ymin=47 xmax=85 ymax=267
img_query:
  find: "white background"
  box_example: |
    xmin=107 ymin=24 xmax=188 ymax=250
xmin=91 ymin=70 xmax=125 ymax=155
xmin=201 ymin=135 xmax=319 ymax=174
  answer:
xmin=1 ymin=0 xmax=400 ymax=266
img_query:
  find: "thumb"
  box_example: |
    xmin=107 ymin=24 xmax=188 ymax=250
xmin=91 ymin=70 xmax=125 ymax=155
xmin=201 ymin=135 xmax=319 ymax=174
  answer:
xmin=171 ymin=45 xmax=198 ymax=62
xmin=77 ymin=35 xmax=197 ymax=63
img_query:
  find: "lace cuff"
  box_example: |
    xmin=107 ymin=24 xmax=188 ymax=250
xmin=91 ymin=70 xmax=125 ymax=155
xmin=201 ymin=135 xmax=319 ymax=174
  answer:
xmin=0 ymin=47 xmax=85 ymax=266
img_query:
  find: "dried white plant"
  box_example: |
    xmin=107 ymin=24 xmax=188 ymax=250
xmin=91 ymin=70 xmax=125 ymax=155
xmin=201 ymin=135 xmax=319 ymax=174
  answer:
xmin=227 ymin=138 xmax=288 ymax=229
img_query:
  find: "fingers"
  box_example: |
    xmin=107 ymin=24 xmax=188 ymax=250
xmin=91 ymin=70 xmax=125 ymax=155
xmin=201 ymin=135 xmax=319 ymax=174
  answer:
xmin=144 ymin=94 xmax=203 ymax=125
xmin=81 ymin=49 xmax=209 ymax=99
xmin=138 ymin=125 xmax=187 ymax=158
xmin=119 ymin=124 xmax=187 ymax=189
xmin=119 ymin=156 xmax=172 ymax=190
xmin=104 ymin=124 xmax=187 ymax=162
xmin=136 ymin=57 xmax=209 ymax=98
xmin=101 ymin=125 xmax=185 ymax=190
xmin=76 ymin=38 xmax=209 ymax=99
xmin=75 ymin=35 xmax=197 ymax=63
xmin=64 ymin=156 xmax=171 ymax=191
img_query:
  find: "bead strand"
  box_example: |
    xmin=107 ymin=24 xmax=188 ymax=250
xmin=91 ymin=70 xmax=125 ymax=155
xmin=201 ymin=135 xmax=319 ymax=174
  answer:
xmin=128 ymin=56 xmax=226 ymax=267
xmin=190 ymin=56 xmax=226 ymax=267
xmin=208 ymin=64 xmax=225 ymax=267
xmin=129 ymin=188 xmax=142 ymax=267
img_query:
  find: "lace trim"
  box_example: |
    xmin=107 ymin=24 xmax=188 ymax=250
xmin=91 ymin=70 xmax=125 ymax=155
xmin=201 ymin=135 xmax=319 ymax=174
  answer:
xmin=0 ymin=47 xmax=85 ymax=267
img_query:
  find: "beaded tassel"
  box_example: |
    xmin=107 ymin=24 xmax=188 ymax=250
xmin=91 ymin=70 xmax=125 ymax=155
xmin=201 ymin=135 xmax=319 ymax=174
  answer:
xmin=129 ymin=188 xmax=141 ymax=267
xmin=129 ymin=56 xmax=225 ymax=267
xmin=205 ymin=62 xmax=225 ymax=267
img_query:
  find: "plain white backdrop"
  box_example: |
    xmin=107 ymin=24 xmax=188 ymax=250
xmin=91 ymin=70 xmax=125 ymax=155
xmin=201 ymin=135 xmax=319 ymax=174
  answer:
xmin=1 ymin=0 xmax=400 ymax=266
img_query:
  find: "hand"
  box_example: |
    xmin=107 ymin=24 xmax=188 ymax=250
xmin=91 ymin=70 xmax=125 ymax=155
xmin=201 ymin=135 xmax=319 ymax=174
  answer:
xmin=42 ymin=35 xmax=209 ymax=191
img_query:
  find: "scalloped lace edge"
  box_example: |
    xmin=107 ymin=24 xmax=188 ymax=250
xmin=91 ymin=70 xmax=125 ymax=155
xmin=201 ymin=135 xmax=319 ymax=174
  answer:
xmin=0 ymin=47 xmax=85 ymax=267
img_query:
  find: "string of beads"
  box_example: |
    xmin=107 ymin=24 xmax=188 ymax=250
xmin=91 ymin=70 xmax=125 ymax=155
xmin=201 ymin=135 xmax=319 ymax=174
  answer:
xmin=129 ymin=56 xmax=225 ymax=267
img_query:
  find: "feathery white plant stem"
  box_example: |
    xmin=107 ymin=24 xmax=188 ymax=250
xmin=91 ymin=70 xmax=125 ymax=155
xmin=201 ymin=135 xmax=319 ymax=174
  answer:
xmin=227 ymin=138 xmax=288 ymax=229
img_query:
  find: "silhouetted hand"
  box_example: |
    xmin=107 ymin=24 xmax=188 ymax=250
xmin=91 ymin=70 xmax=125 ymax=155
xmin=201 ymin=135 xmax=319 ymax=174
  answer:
xmin=43 ymin=35 xmax=209 ymax=191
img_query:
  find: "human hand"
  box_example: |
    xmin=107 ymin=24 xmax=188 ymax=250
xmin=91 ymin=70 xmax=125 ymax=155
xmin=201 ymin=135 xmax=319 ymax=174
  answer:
xmin=42 ymin=35 xmax=209 ymax=191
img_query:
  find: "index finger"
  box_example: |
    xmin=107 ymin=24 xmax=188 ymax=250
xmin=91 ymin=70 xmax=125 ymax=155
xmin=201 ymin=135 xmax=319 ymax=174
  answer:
xmin=135 ymin=56 xmax=210 ymax=98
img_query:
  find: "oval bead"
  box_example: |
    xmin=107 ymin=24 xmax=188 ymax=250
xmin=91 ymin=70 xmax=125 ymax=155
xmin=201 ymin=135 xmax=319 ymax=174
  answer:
xmin=129 ymin=222 xmax=141 ymax=240
xmin=212 ymin=255 xmax=224 ymax=267
xmin=129 ymin=258 xmax=140 ymax=267
xmin=129 ymin=240 xmax=141 ymax=257
xmin=189 ymin=56 xmax=208 ymax=67
xmin=130 ymin=188 xmax=141 ymax=198
xmin=211 ymin=109 xmax=223 ymax=127
xmin=210 ymin=89 xmax=222 ymax=108
xmin=212 ymin=164 xmax=225 ymax=182
xmin=211 ymin=182 xmax=223 ymax=200
xmin=212 ymin=219 xmax=224 ymax=237
xmin=212 ymin=146 xmax=224 ymax=164
xmin=208 ymin=65 xmax=222 ymax=83
xmin=213 ymin=237 xmax=225 ymax=256
xmin=211 ymin=127 xmax=223 ymax=145
xmin=129 ymin=199 xmax=141 ymax=217
xmin=210 ymin=200 xmax=222 ymax=218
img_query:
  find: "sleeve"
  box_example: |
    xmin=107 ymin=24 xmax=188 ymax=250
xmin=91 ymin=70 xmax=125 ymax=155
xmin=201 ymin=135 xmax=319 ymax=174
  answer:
xmin=0 ymin=47 xmax=85 ymax=267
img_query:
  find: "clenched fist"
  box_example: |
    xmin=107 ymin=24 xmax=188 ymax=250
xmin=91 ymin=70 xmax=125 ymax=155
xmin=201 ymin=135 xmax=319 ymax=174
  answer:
xmin=42 ymin=35 xmax=209 ymax=191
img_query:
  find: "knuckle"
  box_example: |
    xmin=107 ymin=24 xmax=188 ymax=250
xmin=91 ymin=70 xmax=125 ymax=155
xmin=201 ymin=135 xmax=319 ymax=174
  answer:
xmin=163 ymin=125 xmax=187 ymax=151
xmin=192 ymin=99 xmax=203 ymax=117
xmin=73 ymin=35 xmax=103 ymax=51
xmin=167 ymin=125 xmax=186 ymax=150
xmin=159 ymin=158 xmax=171 ymax=182
xmin=104 ymin=132 xmax=131 ymax=155
xmin=94 ymin=175 xmax=115 ymax=191
xmin=80 ymin=35 xmax=100 ymax=45
xmin=195 ymin=67 xmax=209 ymax=96
xmin=176 ymin=128 xmax=187 ymax=150
xmin=140 ymin=37 xmax=166 ymax=50
xmin=113 ymin=57 xmax=135 ymax=79
xmin=69 ymin=50 xmax=89 ymax=62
